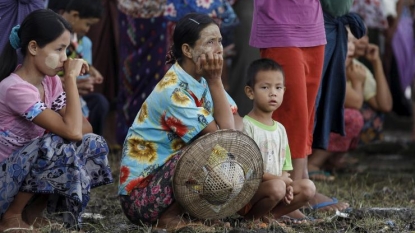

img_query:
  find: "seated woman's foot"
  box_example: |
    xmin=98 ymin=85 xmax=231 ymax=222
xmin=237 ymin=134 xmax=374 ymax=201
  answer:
xmin=0 ymin=214 xmax=34 ymax=232
xmin=308 ymin=192 xmax=350 ymax=212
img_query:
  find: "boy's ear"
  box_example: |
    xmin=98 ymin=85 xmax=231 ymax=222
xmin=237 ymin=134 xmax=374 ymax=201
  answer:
xmin=27 ymin=40 xmax=38 ymax=56
xmin=181 ymin=43 xmax=192 ymax=59
xmin=244 ymin=85 xmax=254 ymax=100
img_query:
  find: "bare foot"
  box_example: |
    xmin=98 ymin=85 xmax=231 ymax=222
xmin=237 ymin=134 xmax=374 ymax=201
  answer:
xmin=267 ymin=210 xmax=309 ymax=225
xmin=0 ymin=214 xmax=34 ymax=232
xmin=308 ymin=192 xmax=349 ymax=212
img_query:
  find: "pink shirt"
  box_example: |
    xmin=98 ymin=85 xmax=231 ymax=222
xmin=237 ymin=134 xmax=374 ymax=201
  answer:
xmin=0 ymin=73 xmax=66 ymax=162
xmin=250 ymin=0 xmax=326 ymax=48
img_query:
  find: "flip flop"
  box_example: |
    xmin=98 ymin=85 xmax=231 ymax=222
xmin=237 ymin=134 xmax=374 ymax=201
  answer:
xmin=308 ymin=170 xmax=335 ymax=182
xmin=311 ymin=197 xmax=339 ymax=210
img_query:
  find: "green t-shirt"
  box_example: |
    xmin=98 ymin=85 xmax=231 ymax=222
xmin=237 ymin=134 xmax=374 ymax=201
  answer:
xmin=320 ymin=0 xmax=354 ymax=17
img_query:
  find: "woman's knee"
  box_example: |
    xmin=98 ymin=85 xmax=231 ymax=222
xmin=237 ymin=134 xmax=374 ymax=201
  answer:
xmin=295 ymin=179 xmax=316 ymax=201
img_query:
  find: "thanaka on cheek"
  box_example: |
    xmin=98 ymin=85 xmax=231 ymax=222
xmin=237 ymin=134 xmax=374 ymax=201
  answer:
xmin=45 ymin=54 xmax=59 ymax=69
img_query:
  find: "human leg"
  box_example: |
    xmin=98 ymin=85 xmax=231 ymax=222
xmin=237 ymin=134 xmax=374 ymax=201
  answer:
xmin=308 ymin=109 xmax=363 ymax=211
xmin=308 ymin=149 xmax=335 ymax=181
xmin=83 ymin=93 xmax=110 ymax=136
xmin=22 ymin=194 xmax=57 ymax=228
xmin=240 ymin=179 xmax=287 ymax=220
xmin=269 ymin=179 xmax=316 ymax=219
xmin=0 ymin=192 xmax=33 ymax=230
xmin=260 ymin=47 xmax=310 ymax=180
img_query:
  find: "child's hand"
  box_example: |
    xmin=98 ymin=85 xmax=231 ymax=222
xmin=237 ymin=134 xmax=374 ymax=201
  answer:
xmin=64 ymin=58 xmax=89 ymax=79
xmin=346 ymin=62 xmax=366 ymax=84
xmin=196 ymin=52 xmax=223 ymax=82
xmin=283 ymin=185 xmax=294 ymax=205
xmin=281 ymin=171 xmax=293 ymax=186
xmin=89 ymin=66 xmax=104 ymax=84
xmin=77 ymin=78 xmax=94 ymax=95
xmin=364 ymin=44 xmax=381 ymax=63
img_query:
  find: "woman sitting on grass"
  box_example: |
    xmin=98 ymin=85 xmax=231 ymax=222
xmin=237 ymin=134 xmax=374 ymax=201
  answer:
xmin=0 ymin=9 xmax=113 ymax=232
xmin=118 ymin=13 xmax=241 ymax=231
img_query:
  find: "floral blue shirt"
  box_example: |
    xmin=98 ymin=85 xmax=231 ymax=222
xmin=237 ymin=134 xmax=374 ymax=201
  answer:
xmin=119 ymin=63 xmax=237 ymax=195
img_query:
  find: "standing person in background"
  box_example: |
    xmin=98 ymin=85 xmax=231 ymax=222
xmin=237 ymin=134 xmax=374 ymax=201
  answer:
xmin=0 ymin=0 xmax=44 ymax=52
xmin=86 ymin=0 xmax=120 ymax=147
xmin=116 ymin=0 xmax=169 ymax=145
xmin=228 ymin=0 xmax=260 ymax=116
xmin=250 ymin=0 xmax=347 ymax=212
xmin=308 ymin=0 xmax=366 ymax=208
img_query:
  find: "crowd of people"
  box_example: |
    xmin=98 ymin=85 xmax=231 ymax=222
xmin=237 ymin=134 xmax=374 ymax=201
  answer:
xmin=0 ymin=0 xmax=414 ymax=232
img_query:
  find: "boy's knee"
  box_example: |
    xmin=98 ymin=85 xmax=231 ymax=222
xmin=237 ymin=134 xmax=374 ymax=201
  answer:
xmin=267 ymin=179 xmax=286 ymax=202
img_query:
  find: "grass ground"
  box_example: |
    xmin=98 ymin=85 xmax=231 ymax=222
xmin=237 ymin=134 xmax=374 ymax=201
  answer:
xmin=32 ymin=119 xmax=415 ymax=232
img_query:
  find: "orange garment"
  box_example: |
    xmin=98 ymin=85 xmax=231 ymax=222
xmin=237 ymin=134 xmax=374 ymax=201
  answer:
xmin=261 ymin=46 xmax=324 ymax=159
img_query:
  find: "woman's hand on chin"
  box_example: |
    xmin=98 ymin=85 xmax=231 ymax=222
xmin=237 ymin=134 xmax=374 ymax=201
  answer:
xmin=197 ymin=52 xmax=223 ymax=82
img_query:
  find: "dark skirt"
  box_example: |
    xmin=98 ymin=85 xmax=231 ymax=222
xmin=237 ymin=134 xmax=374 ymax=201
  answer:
xmin=0 ymin=133 xmax=113 ymax=227
xmin=116 ymin=13 xmax=169 ymax=144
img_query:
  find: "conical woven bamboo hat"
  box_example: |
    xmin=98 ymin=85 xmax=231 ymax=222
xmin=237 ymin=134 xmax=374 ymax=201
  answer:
xmin=173 ymin=129 xmax=264 ymax=219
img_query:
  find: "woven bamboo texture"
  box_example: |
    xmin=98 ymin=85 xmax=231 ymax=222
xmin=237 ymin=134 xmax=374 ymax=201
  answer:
xmin=173 ymin=129 xmax=263 ymax=219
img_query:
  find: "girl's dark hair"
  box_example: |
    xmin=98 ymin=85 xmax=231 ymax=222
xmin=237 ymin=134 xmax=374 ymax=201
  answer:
xmin=167 ymin=13 xmax=217 ymax=65
xmin=0 ymin=9 xmax=72 ymax=81
xmin=246 ymin=58 xmax=285 ymax=87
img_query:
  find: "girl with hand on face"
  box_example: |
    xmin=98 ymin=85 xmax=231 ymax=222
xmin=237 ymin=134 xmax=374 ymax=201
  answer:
xmin=0 ymin=9 xmax=113 ymax=231
xmin=118 ymin=13 xmax=242 ymax=230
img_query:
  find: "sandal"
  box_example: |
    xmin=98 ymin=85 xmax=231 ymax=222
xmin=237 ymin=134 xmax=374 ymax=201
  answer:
xmin=308 ymin=170 xmax=335 ymax=182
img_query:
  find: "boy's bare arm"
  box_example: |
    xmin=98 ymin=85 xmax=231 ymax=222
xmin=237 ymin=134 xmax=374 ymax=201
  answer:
xmin=263 ymin=172 xmax=293 ymax=186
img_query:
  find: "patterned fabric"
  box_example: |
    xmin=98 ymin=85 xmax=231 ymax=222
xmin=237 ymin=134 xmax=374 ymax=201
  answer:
xmin=117 ymin=0 xmax=167 ymax=18
xmin=119 ymin=152 xmax=181 ymax=225
xmin=51 ymin=92 xmax=66 ymax=112
xmin=242 ymin=116 xmax=292 ymax=176
xmin=327 ymin=108 xmax=364 ymax=152
xmin=119 ymin=63 xmax=237 ymax=195
xmin=351 ymin=0 xmax=388 ymax=29
xmin=359 ymin=102 xmax=385 ymax=146
xmin=164 ymin=0 xmax=223 ymax=21
xmin=0 ymin=133 xmax=113 ymax=227
xmin=116 ymin=14 xmax=169 ymax=144
xmin=22 ymin=102 xmax=47 ymax=121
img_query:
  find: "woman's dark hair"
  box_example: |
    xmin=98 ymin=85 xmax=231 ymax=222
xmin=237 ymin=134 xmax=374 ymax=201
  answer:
xmin=0 ymin=9 xmax=72 ymax=81
xmin=168 ymin=13 xmax=217 ymax=65
xmin=246 ymin=58 xmax=285 ymax=87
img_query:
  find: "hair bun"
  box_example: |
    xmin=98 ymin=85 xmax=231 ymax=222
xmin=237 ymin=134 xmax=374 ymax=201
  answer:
xmin=9 ymin=25 xmax=21 ymax=50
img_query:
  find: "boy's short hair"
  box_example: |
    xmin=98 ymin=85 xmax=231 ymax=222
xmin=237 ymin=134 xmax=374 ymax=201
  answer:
xmin=246 ymin=58 xmax=285 ymax=87
xmin=64 ymin=0 xmax=103 ymax=19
